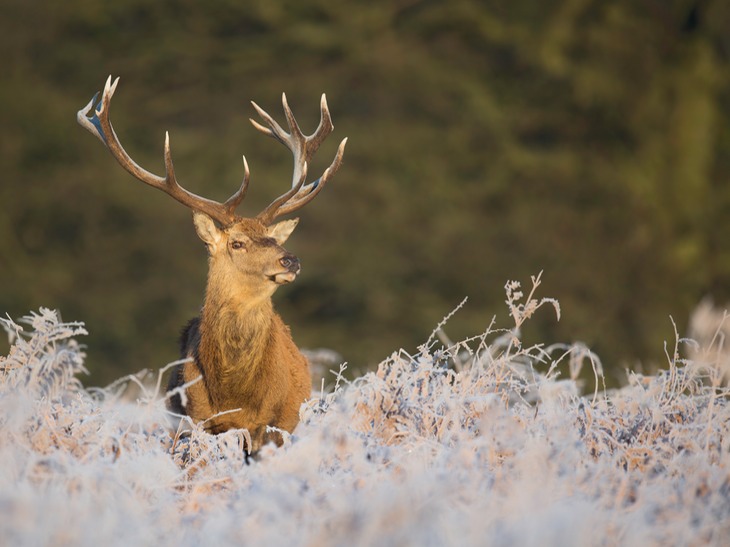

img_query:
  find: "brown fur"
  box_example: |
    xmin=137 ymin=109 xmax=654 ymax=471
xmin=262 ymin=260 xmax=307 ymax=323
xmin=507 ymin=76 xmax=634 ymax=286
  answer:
xmin=167 ymin=215 xmax=311 ymax=452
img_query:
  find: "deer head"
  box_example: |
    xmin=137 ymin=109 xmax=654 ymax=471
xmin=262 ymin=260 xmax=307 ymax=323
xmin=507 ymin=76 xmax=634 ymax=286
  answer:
xmin=192 ymin=214 xmax=301 ymax=305
xmin=77 ymin=76 xmax=347 ymax=299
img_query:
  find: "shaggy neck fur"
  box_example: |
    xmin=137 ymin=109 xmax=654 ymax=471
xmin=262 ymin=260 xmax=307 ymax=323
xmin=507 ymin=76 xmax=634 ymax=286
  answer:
xmin=197 ymin=258 xmax=276 ymax=409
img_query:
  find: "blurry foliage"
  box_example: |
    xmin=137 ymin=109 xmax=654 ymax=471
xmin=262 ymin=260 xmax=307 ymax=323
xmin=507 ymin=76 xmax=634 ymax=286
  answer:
xmin=1 ymin=0 xmax=730 ymax=384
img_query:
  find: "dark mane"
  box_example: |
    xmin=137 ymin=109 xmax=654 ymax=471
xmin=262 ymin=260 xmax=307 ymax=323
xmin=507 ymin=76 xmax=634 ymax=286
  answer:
xmin=166 ymin=317 xmax=202 ymax=416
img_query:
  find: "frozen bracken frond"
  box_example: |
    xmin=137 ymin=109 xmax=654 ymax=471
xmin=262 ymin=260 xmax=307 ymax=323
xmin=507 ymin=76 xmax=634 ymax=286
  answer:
xmin=1 ymin=308 xmax=88 ymax=400
xmin=1 ymin=279 xmax=729 ymax=546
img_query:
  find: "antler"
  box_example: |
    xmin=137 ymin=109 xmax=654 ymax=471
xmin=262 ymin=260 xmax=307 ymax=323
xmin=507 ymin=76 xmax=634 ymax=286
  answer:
xmin=250 ymin=93 xmax=347 ymax=224
xmin=77 ymin=76 xmax=249 ymax=227
xmin=78 ymin=77 xmax=346 ymax=227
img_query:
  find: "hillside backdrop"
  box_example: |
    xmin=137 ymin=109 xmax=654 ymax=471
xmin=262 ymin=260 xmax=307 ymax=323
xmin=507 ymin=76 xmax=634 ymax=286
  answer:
xmin=1 ymin=0 xmax=729 ymax=384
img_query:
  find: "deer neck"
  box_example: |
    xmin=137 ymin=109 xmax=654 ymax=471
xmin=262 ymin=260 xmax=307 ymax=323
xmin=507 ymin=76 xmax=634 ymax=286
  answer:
xmin=197 ymin=266 xmax=276 ymax=406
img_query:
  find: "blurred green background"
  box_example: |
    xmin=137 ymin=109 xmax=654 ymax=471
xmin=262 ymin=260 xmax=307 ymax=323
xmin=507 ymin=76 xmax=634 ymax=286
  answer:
xmin=2 ymin=0 xmax=730 ymax=386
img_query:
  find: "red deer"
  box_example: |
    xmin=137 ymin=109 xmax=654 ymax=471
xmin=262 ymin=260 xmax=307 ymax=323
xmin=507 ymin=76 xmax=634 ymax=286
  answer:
xmin=78 ymin=76 xmax=347 ymax=452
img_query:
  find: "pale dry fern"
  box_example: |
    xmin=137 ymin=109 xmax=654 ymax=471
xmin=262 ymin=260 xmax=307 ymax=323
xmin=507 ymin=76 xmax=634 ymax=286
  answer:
xmin=1 ymin=280 xmax=729 ymax=546
xmin=1 ymin=308 xmax=88 ymax=400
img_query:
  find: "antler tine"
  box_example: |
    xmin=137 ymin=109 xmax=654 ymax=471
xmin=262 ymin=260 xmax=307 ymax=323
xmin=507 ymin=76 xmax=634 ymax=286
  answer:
xmin=250 ymin=93 xmax=346 ymax=224
xmin=222 ymin=156 xmax=250 ymax=217
xmin=249 ymin=100 xmax=291 ymax=146
xmin=250 ymin=95 xmax=306 ymax=192
xmin=78 ymin=76 xmax=245 ymax=227
xmin=256 ymin=162 xmax=309 ymax=225
xmin=309 ymin=94 xmax=335 ymax=151
xmin=281 ymin=93 xmax=305 ymax=142
xmin=273 ymin=137 xmax=347 ymax=218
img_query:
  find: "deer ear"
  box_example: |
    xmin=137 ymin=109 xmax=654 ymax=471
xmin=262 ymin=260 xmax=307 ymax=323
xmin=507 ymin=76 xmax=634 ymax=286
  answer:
xmin=267 ymin=218 xmax=299 ymax=244
xmin=193 ymin=212 xmax=222 ymax=248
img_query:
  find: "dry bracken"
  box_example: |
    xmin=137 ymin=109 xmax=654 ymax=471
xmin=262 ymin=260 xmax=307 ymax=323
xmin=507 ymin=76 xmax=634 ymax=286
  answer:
xmin=1 ymin=277 xmax=728 ymax=545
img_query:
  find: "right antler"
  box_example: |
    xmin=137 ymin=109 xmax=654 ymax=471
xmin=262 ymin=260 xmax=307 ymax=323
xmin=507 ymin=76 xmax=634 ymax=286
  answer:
xmin=77 ymin=76 xmax=250 ymax=227
xmin=250 ymin=94 xmax=347 ymax=225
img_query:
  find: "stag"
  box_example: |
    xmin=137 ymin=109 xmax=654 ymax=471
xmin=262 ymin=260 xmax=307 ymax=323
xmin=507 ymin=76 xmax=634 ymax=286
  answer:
xmin=78 ymin=76 xmax=347 ymax=452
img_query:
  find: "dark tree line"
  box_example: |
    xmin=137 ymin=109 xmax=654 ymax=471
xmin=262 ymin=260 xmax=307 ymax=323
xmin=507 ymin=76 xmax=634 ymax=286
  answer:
xmin=1 ymin=0 xmax=729 ymax=384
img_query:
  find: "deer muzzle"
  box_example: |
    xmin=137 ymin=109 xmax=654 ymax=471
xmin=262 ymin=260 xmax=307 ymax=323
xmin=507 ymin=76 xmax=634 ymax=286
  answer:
xmin=271 ymin=253 xmax=301 ymax=284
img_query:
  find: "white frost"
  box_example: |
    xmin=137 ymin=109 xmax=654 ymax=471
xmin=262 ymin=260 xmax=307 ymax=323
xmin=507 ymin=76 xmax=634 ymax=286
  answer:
xmin=0 ymin=281 xmax=728 ymax=546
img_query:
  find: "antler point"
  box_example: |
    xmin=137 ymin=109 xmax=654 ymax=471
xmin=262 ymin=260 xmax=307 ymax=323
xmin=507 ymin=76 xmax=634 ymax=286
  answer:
xmin=281 ymin=93 xmax=293 ymax=116
xmin=164 ymin=132 xmax=173 ymax=163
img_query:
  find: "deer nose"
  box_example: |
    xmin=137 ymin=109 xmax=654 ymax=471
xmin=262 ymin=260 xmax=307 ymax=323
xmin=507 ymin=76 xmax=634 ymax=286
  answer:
xmin=279 ymin=254 xmax=300 ymax=272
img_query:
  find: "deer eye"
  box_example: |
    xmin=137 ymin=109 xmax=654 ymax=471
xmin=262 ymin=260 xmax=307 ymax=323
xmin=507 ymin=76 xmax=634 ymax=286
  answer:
xmin=230 ymin=240 xmax=247 ymax=251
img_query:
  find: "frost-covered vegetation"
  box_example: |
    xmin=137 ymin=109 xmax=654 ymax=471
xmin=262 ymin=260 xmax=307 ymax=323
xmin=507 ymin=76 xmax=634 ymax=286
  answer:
xmin=1 ymin=276 xmax=729 ymax=546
